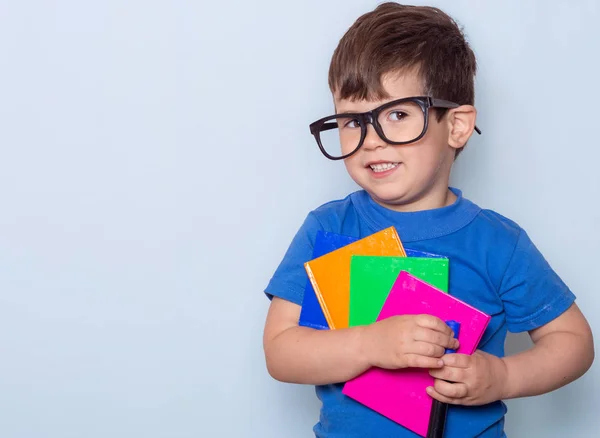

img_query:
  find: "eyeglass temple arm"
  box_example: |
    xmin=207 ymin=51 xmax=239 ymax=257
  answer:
xmin=318 ymin=122 xmax=338 ymax=132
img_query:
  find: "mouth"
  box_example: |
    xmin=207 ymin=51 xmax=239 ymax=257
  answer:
xmin=367 ymin=162 xmax=401 ymax=173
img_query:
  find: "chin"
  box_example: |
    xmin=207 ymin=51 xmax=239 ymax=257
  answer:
xmin=365 ymin=187 xmax=414 ymax=207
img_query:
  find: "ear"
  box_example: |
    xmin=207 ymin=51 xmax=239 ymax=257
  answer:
xmin=446 ymin=105 xmax=477 ymax=150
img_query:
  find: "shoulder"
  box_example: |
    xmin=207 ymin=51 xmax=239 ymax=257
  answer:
xmin=306 ymin=190 xmax=366 ymax=232
xmin=474 ymin=208 xmax=523 ymax=240
xmin=456 ymin=188 xmax=523 ymax=243
xmin=463 ymin=201 xmax=526 ymax=268
xmin=474 ymin=208 xmax=576 ymax=332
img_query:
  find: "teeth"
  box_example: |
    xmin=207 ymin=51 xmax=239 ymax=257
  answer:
xmin=369 ymin=162 xmax=399 ymax=172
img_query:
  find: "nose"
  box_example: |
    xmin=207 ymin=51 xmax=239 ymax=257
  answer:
xmin=361 ymin=123 xmax=387 ymax=151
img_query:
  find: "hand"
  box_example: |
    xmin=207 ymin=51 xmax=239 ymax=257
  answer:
xmin=360 ymin=314 xmax=460 ymax=370
xmin=427 ymin=350 xmax=508 ymax=405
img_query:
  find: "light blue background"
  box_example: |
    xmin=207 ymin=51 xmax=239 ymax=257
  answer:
xmin=0 ymin=1 xmax=597 ymax=437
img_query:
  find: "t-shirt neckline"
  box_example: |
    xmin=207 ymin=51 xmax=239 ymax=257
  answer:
xmin=352 ymin=187 xmax=481 ymax=242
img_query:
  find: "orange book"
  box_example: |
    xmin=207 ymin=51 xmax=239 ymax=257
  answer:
xmin=303 ymin=227 xmax=406 ymax=329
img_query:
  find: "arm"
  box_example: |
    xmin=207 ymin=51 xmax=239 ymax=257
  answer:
xmin=263 ymin=297 xmax=458 ymax=386
xmin=263 ymin=297 xmax=370 ymax=385
xmin=501 ymin=302 xmax=594 ymax=399
xmin=496 ymin=231 xmax=595 ymax=399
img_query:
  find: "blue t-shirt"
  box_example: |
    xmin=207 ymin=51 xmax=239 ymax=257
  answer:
xmin=264 ymin=188 xmax=575 ymax=438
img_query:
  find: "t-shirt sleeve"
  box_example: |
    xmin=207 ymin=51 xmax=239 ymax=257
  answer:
xmin=499 ymin=228 xmax=576 ymax=333
xmin=264 ymin=212 xmax=324 ymax=305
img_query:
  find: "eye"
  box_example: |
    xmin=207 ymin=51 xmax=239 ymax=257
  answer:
xmin=388 ymin=111 xmax=407 ymax=121
xmin=344 ymin=118 xmax=361 ymax=128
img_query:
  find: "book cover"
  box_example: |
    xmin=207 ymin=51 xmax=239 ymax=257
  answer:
xmin=342 ymin=271 xmax=491 ymax=437
xmin=348 ymin=256 xmax=449 ymax=327
xmin=405 ymin=248 xmax=446 ymax=258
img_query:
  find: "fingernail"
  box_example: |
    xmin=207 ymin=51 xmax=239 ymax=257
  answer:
xmin=438 ymin=360 xmax=444 ymax=366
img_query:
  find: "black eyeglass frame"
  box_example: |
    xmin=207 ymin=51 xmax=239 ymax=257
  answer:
xmin=308 ymin=96 xmax=482 ymax=160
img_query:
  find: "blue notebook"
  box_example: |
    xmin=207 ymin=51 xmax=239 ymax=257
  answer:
xmin=298 ymin=230 xmax=448 ymax=330
xmin=298 ymin=231 xmax=358 ymax=329
xmin=405 ymin=248 xmax=447 ymax=258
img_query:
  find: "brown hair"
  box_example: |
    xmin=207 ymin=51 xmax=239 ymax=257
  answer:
xmin=329 ymin=2 xmax=477 ymax=154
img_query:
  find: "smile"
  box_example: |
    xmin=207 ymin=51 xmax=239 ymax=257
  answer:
xmin=369 ymin=162 xmax=400 ymax=173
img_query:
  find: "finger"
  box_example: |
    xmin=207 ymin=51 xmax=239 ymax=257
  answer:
xmin=426 ymin=386 xmax=464 ymax=405
xmin=433 ymin=379 xmax=469 ymax=399
xmin=402 ymin=354 xmax=445 ymax=369
xmin=415 ymin=314 xmax=454 ymax=335
xmin=429 ymin=365 xmax=466 ymax=383
xmin=410 ymin=341 xmax=446 ymax=358
xmin=441 ymin=353 xmax=471 ymax=368
xmin=414 ymin=327 xmax=460 ymax=350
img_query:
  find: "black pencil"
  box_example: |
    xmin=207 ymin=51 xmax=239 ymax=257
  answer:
xmin=426 ymin=320 xmax=461 ymax=438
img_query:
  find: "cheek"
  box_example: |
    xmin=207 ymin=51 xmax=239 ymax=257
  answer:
xmin=405 ymin=133 xmax=450 ymax=171
xmin=343 ymin=156 xmax=365 ymax=180
xmin=404 ymin=143 xmax=439 ymax=167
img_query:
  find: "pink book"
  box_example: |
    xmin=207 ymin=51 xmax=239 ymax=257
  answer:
xmin=342 ymin=271 xmax=491 ymax=437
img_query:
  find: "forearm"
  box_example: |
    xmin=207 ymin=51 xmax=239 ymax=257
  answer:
xmin=501 ymin=330 xmax=594 ymax=400
xmin=265 ymin=325 xmax=370 ymax=385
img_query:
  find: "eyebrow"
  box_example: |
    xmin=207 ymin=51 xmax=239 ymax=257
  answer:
xmin=335 ymin=106 xmax=369 ymax=115
xmin=336 ymin=96 xmax=419 ymax=115
xmin=336 ymin=94 xmax=416 ymax=113
xmin=335 ymin=100 xmax=394 ymax=115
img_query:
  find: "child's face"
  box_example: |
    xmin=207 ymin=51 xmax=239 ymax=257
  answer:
xmin=334 ymin=72 xmax=458 ymax=212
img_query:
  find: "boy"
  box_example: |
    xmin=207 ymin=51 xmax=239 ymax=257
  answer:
xmin=262 ymin=3 xmax=594 ymax=437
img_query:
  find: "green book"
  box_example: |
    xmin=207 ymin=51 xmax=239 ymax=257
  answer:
xmin=348 ymin=256 xmax=449 ymax=326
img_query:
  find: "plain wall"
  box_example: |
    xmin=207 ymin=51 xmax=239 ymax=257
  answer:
xmin=0 ymin=1 xmax=598 ymax=437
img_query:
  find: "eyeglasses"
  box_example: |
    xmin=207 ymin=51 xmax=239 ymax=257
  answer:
xmin=308 ymin=96 xmax=481 ymax=160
